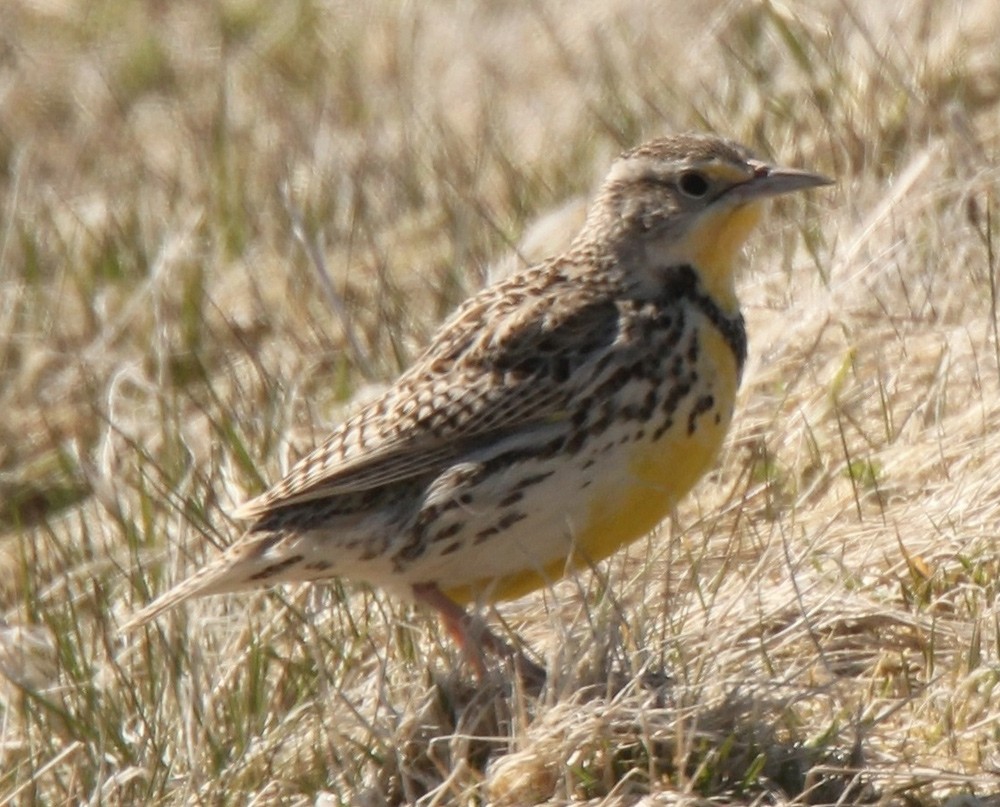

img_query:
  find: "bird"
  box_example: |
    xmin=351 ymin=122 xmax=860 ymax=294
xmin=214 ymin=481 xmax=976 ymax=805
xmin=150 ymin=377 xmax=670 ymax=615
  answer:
xmin=124 ymin=134 xmax=831 ymax=681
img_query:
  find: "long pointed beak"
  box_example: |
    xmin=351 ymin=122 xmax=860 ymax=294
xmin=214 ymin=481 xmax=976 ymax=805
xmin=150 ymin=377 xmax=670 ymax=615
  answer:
xmin=729 ymin=162 xmax=834 ymax=202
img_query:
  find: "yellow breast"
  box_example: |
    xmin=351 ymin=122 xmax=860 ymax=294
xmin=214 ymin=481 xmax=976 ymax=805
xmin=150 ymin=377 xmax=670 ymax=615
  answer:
xmin=446 ymin=325 xmax=740 ymax=605
xmin=575 ymin=326 xmax=738 ymax=567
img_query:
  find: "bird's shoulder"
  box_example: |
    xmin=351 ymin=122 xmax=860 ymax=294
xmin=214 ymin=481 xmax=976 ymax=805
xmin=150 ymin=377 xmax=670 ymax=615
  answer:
xmin=234 ymin=257 xmax=625 ymax=520
xmin=415 ymin=255 xmax=623 ymax=369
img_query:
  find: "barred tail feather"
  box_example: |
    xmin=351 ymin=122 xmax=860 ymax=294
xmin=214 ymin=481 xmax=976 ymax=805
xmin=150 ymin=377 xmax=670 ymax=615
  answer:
xmin=121 ymin=532 xmax=286 ymax=631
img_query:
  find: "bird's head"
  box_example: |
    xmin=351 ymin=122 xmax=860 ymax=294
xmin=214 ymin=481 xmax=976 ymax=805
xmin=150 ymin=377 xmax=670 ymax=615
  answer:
xmin=579 ymin=134 xmax=832 ymax=311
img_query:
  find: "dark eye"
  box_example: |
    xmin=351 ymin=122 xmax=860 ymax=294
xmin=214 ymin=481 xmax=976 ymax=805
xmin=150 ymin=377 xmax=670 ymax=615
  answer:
xmin=678 ymin=171 xmax=710 ymax=198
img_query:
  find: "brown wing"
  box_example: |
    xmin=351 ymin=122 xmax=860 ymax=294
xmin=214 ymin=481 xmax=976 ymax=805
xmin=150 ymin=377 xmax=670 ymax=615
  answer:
xmin=235 ymin=269 xmax=621 ymax=521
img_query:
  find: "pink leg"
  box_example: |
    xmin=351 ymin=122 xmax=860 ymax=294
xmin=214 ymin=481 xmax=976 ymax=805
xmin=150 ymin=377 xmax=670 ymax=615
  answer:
xmin=411 ymin=583 xmax=545 ymax=685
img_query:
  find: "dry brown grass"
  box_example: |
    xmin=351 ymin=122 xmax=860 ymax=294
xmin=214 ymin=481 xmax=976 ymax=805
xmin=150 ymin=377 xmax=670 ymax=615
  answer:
xmin=2 ymin=0 xmax=1000 ymax=804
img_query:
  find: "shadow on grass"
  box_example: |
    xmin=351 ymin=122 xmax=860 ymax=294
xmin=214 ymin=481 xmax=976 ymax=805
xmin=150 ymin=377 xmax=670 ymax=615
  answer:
xmin=363 ymin=657 xmax=882 ymax=806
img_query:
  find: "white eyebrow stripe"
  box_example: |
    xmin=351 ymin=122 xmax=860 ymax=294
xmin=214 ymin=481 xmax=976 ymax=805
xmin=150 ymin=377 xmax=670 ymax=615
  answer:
xmin=605 ymin=156 xmax=681 ymax=184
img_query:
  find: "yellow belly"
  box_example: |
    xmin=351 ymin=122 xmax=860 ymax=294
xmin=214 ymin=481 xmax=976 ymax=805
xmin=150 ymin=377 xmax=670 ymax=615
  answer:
xmin=446 ymin=326 xmax=740 ymax=605
xmin=575 ymin=418 xmax=725 ymax=566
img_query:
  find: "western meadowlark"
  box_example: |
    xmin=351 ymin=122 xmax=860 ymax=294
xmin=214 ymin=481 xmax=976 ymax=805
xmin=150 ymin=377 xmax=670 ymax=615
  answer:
xmin=124 ymin=134 xmax=830 ymax=681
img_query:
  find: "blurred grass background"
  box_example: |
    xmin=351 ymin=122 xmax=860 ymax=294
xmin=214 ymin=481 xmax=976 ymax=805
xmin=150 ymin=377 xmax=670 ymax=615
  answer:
xmin=1 ymin=0 xmax=999 ymax=804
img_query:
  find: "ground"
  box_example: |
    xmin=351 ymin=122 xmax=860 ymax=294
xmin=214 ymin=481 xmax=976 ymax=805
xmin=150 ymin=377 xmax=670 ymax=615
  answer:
xmin=2 ymin=0 xmax=1000 ymax=804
